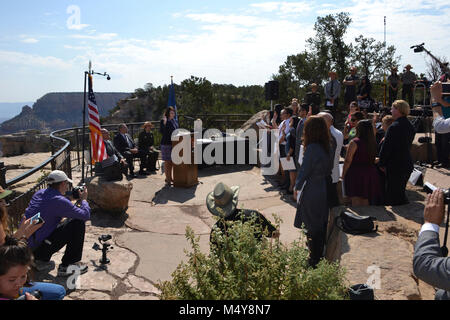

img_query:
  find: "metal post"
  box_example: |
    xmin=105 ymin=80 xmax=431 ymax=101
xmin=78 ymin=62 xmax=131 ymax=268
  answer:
xmin=0 ymin=162 xmax=6 ymax=189
xmin=75 ymin=128 xmax=80 ymax=166
xmin=82 ymin=71 xmax=88 ymax=183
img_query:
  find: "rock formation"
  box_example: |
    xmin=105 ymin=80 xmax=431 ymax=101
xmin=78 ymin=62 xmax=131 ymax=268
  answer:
xmin=0 ymin=92 xmax=131 ymax=134
xmin=86 ymin=176 xmax=133 ymax=215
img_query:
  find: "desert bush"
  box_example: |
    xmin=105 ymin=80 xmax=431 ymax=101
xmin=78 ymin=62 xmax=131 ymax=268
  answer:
xmin=157 ymin=216 xmax=348 ymax=300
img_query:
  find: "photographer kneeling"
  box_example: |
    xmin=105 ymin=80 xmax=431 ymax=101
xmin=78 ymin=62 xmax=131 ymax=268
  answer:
xmin=413 ymin=189 xmax=450 ymax=300
xmin=24 ymin=170 xmax=91 ymax=277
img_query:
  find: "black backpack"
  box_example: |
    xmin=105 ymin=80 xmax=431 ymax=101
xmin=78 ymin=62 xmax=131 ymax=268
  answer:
xmin=335 ymin=210 xmax=378 ymax=235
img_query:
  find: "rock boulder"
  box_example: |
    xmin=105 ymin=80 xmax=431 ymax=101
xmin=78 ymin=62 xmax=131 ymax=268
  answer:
xmin=86 ymin=176 xmax=133 ymax=215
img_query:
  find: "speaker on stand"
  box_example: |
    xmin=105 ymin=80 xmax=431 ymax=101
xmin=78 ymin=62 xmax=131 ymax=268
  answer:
xmin=265 ymin=80 xmax=279 ymax=111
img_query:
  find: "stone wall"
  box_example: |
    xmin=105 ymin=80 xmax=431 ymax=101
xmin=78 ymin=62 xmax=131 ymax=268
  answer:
xmin=0 ymin=131 xmax=51 ymax=157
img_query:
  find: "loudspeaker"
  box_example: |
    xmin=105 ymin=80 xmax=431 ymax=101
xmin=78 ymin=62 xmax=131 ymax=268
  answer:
xmin=265 ymin=81 xmax=279 ymax=101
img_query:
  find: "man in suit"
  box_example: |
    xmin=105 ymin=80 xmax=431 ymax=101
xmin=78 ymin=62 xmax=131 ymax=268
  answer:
xmin=294 ymin=104 xmax=308 ymax=172
xmin=113 ymin=123 xmax=146 ymax=177
xmin=101 ymin=129 xmax=128 ymax=180
xmin=413 ymin=189 xmax=450 ymax=300
xmin=379 ymin=100 xmax=415 ymax=205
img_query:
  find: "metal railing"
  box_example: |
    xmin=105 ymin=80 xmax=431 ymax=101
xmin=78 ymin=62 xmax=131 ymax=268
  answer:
xmin=2 ymin=129 xmax=72 ymax=230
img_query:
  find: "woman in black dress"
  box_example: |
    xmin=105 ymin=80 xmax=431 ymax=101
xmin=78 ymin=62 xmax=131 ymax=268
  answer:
xmin=138 ymin=122 xmax=158 ymax=173
xmin=160 ymin=107 xmax=178 ymax=185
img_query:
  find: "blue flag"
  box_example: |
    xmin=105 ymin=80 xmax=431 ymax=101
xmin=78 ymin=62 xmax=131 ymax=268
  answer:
xmin=168 ymin=78 xmax=178 ymax=125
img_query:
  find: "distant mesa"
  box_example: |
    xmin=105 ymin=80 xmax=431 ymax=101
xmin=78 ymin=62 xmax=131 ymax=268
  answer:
xmin=0 ymin=92 xmax=131 ymax=135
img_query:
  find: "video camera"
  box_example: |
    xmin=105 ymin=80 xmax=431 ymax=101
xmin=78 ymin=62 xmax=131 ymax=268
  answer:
xmin=92 ymin=234 xmax=113 ymax=265
xmin=423 ymin=182 xmax=450 ymax=204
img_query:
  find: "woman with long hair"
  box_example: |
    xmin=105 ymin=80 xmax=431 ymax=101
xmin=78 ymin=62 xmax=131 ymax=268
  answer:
xmin=160 ymin=106 xmax=178 ymax=185
xmin=294 ymin=116 xmax=333 ymax=267
xmin=342 ymin=120 xmax=382 ymax=206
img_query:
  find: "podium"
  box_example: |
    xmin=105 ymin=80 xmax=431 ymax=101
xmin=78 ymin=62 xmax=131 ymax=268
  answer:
xmin=172 ymin=132 xmax=198 ymax=188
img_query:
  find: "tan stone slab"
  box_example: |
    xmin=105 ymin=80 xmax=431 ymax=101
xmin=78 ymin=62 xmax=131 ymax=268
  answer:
xmin=340 ymin=233 xmax=420 ymax=300
xmin=118 ymin=293 xmax=159 ymax=300
xmin=0 ymin=152 xmax=52 ymax=169
xmin=116 ymin=231 xmax=210 ymax=283
xmin=126 ymin=205 xmax=211 ymax=235
xmin=124 ymin=275 xmax=161 ymax=295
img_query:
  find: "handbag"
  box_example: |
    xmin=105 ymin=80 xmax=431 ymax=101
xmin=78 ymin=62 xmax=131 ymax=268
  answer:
xmin=335 ymin=210 xmax=378 ymax=235
xmin=348 ymin=284 xmax=375 ymax=300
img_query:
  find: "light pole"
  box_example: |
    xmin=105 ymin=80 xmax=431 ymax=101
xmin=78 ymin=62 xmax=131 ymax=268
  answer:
xmin=81 ymin=62 xmax=111 ymax=183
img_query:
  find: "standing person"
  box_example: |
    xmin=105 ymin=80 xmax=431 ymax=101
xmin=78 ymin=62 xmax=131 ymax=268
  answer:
xmin=305 ymin=83 xmax=321 ymax=115
xmin=160 ymin=106 xmax=179 ymax=186
xmin=379 ymin=100 xmax=416 ymax=206
xmin=291 ymin=99 xmax=299 ymax=116
xmin=278 ymin=108 xmax=293 ymax=190
xmin=294 ymin=116 xmax=332 ymax=268
xmin=324 ymin=71 xmax=341 ymax=117
xmin=138 ymin=122 xmax=158 ymax=173
xmin=401 ymin=65 xmax=417 ymax=107
xmin=113 ymin=123 xmax=146 ymax=177
xmin=430 ymin=80 xmax=450 ymax=168
xmin=318 ymin=112 xmax=343 ymax=208
xmin=343 ymin=67 xmax=359 ymax=108
xmin=341 ymin=120 xmax=383 ymax=206
xmin=388 ymin=67 xmax=400 ymax=107
xmin=286 ymin=116 xmax=300 ymax=195
xmin=294 ymin=104 xmax=309 ymax=171
xmin=24 ymin=170 xmax=90 ymax=277
xmin=356 ymin=76 xmax=373 ymax=111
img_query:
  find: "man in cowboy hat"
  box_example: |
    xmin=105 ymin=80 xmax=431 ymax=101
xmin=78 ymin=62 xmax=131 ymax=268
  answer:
xmin=388 ymin=66 xmax=400 ymax=107
xmin=401 ymin=64 xmax=417 ymax=107
xmin=207 ymin=183 xmax=279 ymax=248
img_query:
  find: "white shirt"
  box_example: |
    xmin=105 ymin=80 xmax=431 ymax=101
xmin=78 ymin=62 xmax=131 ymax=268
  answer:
xmin=433 ymin=116 xmax=450 ymax=134
xmin=419 ymin=223 xmax=440 ymax=236
xmin=279 ymin=118 xmax=291 ymax=145
xmin=330 ymin=125 xmax=344 ymax=183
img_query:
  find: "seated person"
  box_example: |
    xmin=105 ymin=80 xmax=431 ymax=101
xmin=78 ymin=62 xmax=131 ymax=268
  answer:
xmin=0 ymin=188 xmax=66 ymax=300
xmin=24 ymin=170 xmax=90 ymax=277
xmin=138 ymin=122 xmax=159 ymax=173
xmin=113 ymin=123 xmax=147 ymax=177
xmin=207 ymin=182 xmax=279 ymax=248
xmin=101 ymin=128 xmax=128 ymax=181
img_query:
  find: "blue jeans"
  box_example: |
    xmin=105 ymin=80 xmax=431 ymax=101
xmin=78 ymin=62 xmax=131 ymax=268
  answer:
xmin=20 ymin=282 xmax=66 ymax=300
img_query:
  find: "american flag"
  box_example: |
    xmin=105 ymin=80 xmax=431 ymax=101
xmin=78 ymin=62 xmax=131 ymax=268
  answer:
xmin=88 ymin=74 xmax=107 ymax=164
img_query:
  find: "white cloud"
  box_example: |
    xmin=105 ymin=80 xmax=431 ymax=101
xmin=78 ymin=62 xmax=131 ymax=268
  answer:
xmin=0 ymin=50 xmax=72 ymax=69
xmin=21 ymin=38 xmax=39 ymax=44
xmin=70 ymin=33 xmax=118 ymax=41
xmin=67 ymin=23 xmax=90 ymax=31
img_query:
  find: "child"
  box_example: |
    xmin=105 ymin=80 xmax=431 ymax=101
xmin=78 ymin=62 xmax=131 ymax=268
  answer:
xmin=0 ymin=236 xmax=66 ymax=300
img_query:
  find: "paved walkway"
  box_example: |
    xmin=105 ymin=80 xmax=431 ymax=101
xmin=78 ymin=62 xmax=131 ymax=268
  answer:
xmin=31 ymin=161 xmax=450 ymax=300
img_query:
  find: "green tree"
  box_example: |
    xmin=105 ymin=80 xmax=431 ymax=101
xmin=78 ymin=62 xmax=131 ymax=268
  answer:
xmin=179 ymin=76 xmax=214 ymax=115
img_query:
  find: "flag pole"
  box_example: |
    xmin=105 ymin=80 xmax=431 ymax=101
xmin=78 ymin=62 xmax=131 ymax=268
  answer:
xmin=81 ymin=63 xmax=90 ymax=183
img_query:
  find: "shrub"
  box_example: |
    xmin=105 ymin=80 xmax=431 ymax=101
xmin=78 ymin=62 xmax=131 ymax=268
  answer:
xmin=157 ymin=216 xmax=349 ymax=300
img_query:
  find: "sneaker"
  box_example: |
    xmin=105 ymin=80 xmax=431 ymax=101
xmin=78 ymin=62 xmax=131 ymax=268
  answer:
xmin=34 ymin=260 xmax=55 ymax=272
xmin=57 ymin=262 xmax=88 ymax=277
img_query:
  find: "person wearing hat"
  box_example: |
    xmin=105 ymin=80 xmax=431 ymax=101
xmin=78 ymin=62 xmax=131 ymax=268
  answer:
xmin=388 ymin=67 xmax=400 ymax=107
xmin=343 ymin=67 xmax=360 ymax=108
xmin=23 ymin=170 xmax=91 ymax=277
xmin=324 ymin=71 xmax=341 ymax=117
xmin=207 ymin=183 xmax=279 ymax=248
xmin=400 ymin=64 xmax=417 ymax=107
xmin=138 ymin=121 xmax=158 ymax=173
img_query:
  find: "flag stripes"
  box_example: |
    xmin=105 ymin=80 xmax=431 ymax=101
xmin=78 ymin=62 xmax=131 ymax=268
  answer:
xmin=88 ymin=74 xmax=107 ymax=164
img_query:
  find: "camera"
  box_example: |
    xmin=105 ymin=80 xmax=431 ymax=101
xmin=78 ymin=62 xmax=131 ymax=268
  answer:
xmin=423 ymin=182 xmax=450 ymax=204
xmin=67 ymin=183 xmax=86 ymax=200
xmin=442 ymin=83 xmax=450 ymax=95
xmin=16 ymin=290 xmax=42 ymax=300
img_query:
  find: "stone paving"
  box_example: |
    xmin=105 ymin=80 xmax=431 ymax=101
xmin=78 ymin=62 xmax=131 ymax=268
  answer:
xmin=12 ymin=156 xmax=449 ymax=300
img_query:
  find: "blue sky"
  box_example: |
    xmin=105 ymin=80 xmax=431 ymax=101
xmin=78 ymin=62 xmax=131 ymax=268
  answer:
xmin=1 ymin=0 xmax=449 ymax=102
